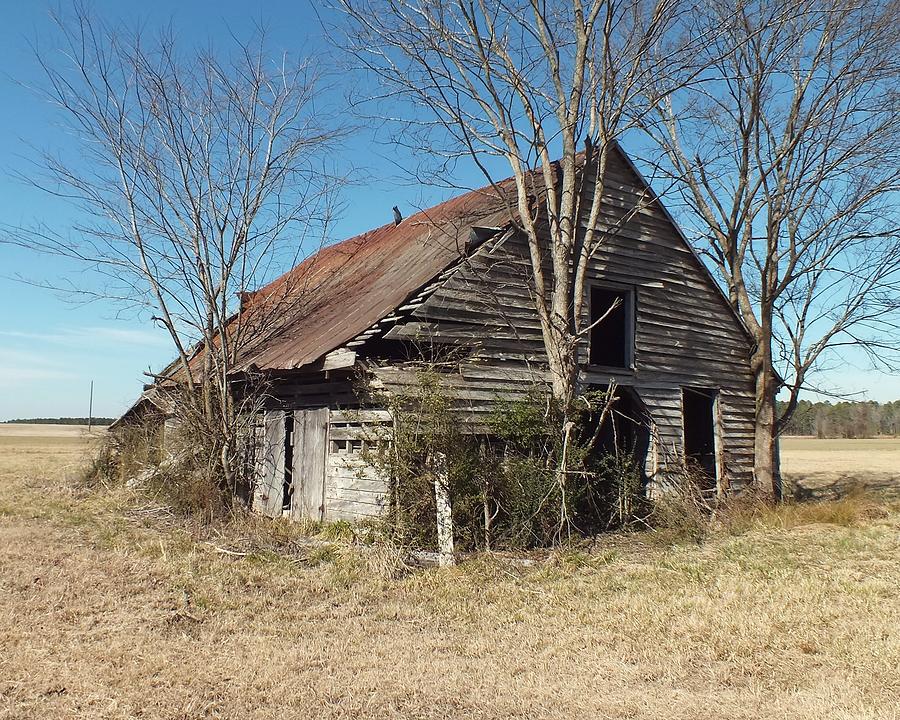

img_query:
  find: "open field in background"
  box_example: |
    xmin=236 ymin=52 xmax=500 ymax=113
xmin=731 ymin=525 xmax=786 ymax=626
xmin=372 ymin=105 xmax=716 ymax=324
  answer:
xmin=0 ymin=424 xmax=103 ymax=437
xmin=0 ymin=427 xmax=898 ymax=719
xmin=780 ymin=436 xmax=900 ymax=499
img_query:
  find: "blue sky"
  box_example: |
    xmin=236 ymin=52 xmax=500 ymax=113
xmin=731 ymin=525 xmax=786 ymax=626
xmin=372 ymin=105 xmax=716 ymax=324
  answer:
xmin=1 ymin=0 xmax=898 ymax=420
xmin=0 ymin=0 xmax=450 ymax=420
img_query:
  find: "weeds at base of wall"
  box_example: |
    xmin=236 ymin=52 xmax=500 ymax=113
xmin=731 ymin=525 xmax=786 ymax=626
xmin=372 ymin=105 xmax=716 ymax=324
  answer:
xmin=81 ymin=422 xmax=231 ymax=523
xmin=360 ymin=368 xmax=895 ymax=552
xmin=645 ymin=470 xmax=893 ymax=545
xmin=77 ymin=427 xmax=410 ymax=577
xmin=84 ymin=377 xmax=893 ymax=560
xmin=79 ymin=423 xmax=157 ymax=489
xmin=74 ymin=419 xmax=894 ymax=586
xmin=361 ymin=369 xmax=653 ymax=552
xmin=647 ymin=469 xmax=719 ymax=543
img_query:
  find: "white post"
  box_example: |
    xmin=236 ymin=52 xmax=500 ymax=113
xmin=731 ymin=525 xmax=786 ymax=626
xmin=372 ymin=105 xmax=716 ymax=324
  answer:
xmin=431 ymin=451 xmax=455 ymax=566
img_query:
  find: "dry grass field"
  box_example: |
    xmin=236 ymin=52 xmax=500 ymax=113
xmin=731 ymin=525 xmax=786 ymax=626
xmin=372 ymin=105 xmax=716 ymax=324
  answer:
xmin=781 ymin=436 xmax=900 ymax=499
xmin=1 ymin=427 xmax=899 ymax=720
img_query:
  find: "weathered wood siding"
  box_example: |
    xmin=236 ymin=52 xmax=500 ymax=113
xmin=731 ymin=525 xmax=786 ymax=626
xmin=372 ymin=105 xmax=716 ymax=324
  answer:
xmin=252 ymin=410 xmax=286 ymax=517
xmin=258 ymin=369 xmax=390 ymax=521
xmin=290 ymin=408 xmax=329 ymax=521
xmin=265 ymin=369 xmax=359 ymax=411
xmin=323 ymin=410 xmax=390 ymax=520
xmin=373 ymin=148 xmax=756 ymax=489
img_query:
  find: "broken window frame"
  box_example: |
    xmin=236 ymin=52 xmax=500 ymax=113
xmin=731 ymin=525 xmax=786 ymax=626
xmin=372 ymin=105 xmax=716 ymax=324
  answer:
xmin=587 ymin=283 xmax=636 ymax=371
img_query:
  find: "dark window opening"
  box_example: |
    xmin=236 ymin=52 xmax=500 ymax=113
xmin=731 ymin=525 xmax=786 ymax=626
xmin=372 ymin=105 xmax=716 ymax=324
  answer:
xmin=589 ymin=286 xmax=633 ymax=368
xmin=682 ymin=388 xmax=718 ymax=491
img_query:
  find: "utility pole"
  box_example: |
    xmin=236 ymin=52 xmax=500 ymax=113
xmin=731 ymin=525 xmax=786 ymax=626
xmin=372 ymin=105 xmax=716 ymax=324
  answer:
xmin=88 ymin=380 xmax=93 ymax=433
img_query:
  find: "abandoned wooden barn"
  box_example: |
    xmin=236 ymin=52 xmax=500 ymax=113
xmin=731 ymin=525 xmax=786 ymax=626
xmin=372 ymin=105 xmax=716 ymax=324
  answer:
xmin=123 ymin=143 xmax=757 ymax=522
xmin=108 ymin=386 xmax=178 ymax=459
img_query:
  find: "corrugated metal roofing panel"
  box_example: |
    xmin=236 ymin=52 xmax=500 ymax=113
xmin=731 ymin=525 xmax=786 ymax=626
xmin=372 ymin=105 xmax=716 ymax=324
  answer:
xmin=230 ymin=182 xmax=514 ymax=372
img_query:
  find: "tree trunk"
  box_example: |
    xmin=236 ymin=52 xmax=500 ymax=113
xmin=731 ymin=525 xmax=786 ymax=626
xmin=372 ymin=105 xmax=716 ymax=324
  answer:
xmin=548 ymin=352 xmax=578 ymax=410
xmin=751 ymin=345 xmax=782 ymax=499
xmin=544 ymin=314 xmax=579 ymax=411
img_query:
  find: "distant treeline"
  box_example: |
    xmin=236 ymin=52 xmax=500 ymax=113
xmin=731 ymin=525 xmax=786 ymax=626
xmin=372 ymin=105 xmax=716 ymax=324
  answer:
xmin=778 ymin=400 xmax=900 ymax=438
xmin=6 ymin=404 xmax=898 ymax=437
xmin=2 ymin=417 xmax=115 ymax=425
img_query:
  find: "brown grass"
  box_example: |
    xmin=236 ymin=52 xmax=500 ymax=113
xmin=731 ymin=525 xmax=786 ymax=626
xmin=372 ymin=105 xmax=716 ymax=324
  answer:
xmin=1 ymin=428 xmax=899 ymax=719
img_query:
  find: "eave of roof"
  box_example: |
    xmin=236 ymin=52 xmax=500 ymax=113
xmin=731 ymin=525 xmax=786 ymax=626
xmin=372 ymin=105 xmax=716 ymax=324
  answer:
xmin=108 ymin=386 xmax=175 ymax=430
xmin=222 ymin=181 xmax=517 ymax=373
xmin=161 ymin=142 xmax=753 ymax=387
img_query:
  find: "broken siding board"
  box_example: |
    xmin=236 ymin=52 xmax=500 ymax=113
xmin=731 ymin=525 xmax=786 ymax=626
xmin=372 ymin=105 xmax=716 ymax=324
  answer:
xmin=325 ymin=487 xmax=385 ymax=505
xmin=323 ymin=473 xmax=387 ymax=495
xmin=325 ymin=494 xmax=386 ymax=520
xmin=328 ymin=427 xmax=390 ymax=442
xmin=330 ymin=409 xmax=392 ymax=423
xmin=325 ymin=498 xmax=385 ymax=520
xmin=326 ymin=487 xmax=387 ymax=507
xmin=420 ymin=300 xmax=542 ymax=324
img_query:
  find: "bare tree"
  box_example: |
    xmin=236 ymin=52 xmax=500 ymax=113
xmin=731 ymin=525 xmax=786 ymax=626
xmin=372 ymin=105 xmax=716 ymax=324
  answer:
xmin=334 ymin=0 xmax=690 ymax=413
xmin=14 ymin=6 xmax=344 ymax=490
xmin=646 ymin=0 xmax=900 ymax=496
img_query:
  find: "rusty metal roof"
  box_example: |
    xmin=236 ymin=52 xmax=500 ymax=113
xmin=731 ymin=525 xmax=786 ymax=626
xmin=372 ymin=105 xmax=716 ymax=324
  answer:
xmin=108 ymin=385 xmax=176 ymax=430
xmin=131 ymin=143 xmax=754 ymax=403
xmin=231 ymin=182 xmax=515 ymax=372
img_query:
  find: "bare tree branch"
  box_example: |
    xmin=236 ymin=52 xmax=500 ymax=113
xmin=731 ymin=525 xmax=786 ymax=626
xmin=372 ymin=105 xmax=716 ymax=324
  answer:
xmin=7 ymin=3 xmax=346 ymax=489
xmin=645 ymin=0 xmax=900 ymax=494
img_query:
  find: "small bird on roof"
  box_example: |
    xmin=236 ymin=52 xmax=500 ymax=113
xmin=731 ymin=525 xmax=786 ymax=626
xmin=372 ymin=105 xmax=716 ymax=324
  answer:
xmin=392 ymin=206 xmax=402 ymax=225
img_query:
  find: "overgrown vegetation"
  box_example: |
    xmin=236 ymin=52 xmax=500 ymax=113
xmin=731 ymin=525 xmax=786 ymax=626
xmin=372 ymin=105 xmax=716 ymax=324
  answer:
xmin=82 ymin=416 xmax=237 ymax=523
xmin=364 ymin=369 xmax=653 ymax=552
xmin=96 ymin=368 xmax=900 ymax=557
xmin=3 ymin=426 xmax=899 ymax=720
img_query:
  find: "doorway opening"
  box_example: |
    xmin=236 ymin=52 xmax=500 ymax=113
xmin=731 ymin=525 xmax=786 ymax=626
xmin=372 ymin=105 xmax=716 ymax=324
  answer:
xmin=681 ymin=387 xmax=719 ymax=492
xmin=283 ymin=412 xmax=294 ymax=512
xmin=579 ymin=386 xmax=653 ymax=531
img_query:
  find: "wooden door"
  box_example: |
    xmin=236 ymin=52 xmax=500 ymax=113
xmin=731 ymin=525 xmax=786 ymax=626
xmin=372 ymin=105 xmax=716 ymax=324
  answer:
xmin=291 ymin=408 xmax=329 ymax=521
xmin=252 ymin=410 xmax=286 ymax=518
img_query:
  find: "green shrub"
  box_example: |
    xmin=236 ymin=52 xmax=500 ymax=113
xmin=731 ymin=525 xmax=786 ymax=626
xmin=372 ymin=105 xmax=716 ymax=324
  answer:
xmin=364 ymin=370 xmax=652 ymax=551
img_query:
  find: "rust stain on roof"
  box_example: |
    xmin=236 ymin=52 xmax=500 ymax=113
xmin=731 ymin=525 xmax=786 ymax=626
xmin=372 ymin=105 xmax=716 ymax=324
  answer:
xmin=229 ymin=182 xmax=515 ymax=372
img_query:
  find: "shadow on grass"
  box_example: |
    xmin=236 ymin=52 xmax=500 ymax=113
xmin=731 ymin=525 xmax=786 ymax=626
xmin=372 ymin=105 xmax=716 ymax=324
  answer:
xmin=784 ymin=472 xmax=900 ymax=502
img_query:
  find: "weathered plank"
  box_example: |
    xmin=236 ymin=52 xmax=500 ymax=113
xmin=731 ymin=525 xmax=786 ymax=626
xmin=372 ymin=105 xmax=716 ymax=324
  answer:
xmin=322 ymin=410 xmax=391 ymax=521
xmin=330 ymin=409 xmax=393 ymax=423
xmin=252 ymin=410 xmax=286 ymax=518
xmin=290 ymin=408 xmax=328 ymax=521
